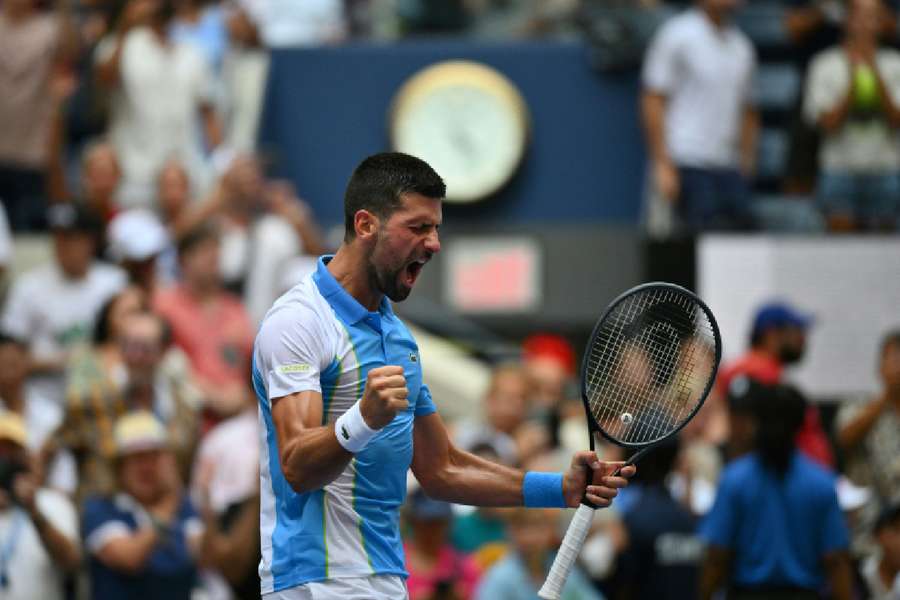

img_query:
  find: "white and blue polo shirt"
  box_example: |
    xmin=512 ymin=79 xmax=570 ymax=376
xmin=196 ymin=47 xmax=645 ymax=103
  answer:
xmin=252 ymin=256 xmax=437 ymax=594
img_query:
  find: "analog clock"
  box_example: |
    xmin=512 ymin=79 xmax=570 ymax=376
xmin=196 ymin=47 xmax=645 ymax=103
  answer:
xmin=390 ymin=60 xmax=530 ymax=204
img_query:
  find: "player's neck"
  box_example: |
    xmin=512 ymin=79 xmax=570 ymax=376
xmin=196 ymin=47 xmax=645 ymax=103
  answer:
xmin=328 ymin=246 xmax=383 ymax=312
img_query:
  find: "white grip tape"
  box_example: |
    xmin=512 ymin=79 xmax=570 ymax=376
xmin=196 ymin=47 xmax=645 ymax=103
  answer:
xmin=538 ymin=504 xmax=594 ymax=600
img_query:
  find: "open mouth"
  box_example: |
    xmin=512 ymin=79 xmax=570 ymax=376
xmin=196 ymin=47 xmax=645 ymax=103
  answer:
xmin=403 ymin=258 xmax=427 ymax=287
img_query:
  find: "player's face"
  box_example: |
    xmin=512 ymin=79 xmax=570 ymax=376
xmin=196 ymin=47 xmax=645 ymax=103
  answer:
xmin=367 ymin=192 xmax=441 ymax=302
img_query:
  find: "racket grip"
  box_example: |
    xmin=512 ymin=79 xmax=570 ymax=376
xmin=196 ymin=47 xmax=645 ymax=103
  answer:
xmin=537 ymin=503 xmax=594 ymax=600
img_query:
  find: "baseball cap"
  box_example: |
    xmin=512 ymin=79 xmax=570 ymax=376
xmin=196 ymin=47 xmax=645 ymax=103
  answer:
xmin=0 ymin=411 xmax=27 ymax=448
xmin=113 ymin=411 xmax=169 ymax=456
xmin=107 ymin=209 xmax=169 ymax=262
xmin=522 ymin=333 xmax=576 ymax=376
xmin=46 ymin=203 xmax=102 ymax=234
xmin=751 ymin=302 xmax=814 ymax=337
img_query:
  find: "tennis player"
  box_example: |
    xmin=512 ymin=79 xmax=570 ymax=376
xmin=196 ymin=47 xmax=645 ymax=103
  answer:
xmin=253 ymin=152 xmax=635 ymax=599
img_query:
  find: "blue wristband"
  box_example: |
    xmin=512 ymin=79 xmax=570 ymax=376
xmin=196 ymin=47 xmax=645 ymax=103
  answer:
xmin=523 ymin=471 xmax=567 ymax=508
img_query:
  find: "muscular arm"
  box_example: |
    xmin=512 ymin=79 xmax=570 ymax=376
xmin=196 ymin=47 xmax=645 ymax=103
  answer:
xmin=272 ymin=390 xmax=352 ymax=494
xmin=411 ymin=412 xmax=633 ymax=508
xmin=411 ymin=412 xmax=525 ymax=506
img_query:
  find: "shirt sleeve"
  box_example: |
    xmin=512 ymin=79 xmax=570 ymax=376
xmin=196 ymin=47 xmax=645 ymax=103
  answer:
xmin=414 ymin=383 xmax=437 ymax=417
xmin=642 ymin=21 xmax=681 ymax=94
xmin=254 ymin=306 xmax=332 ymax=404
xmin=804 ymin=51 xmax=846 ymax=125
xmin=698 ymin=471 xmax=738 ymax=548
xmin=82 ymin=497 xmax=131 ymax=555
xmin=36 ymin=489 xmax=79 ymax=543
xmin=1 ymin=276 xmax=34 ymax=341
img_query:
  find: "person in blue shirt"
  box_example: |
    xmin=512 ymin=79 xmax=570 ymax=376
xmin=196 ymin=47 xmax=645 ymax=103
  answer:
xmin=475 ymin=507 xmax=603 ymax=600
xmin=83 ymin=411 xmax=203 ymax=600
xmin=698 ymin=381 xmax=852 ymax=600
xmin=615 ymin=435 xmax=703 ymax=600
xmin=253 ymin=152 xmax=636 ymax=599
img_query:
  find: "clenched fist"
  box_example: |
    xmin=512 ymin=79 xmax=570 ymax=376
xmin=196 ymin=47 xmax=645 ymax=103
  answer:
xmin=359 ymin=366 xmax=408 ymax=430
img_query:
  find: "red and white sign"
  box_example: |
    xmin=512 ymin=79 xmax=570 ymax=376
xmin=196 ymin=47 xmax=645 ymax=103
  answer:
xmin=444 ymin=238 xmax=542 ymax=313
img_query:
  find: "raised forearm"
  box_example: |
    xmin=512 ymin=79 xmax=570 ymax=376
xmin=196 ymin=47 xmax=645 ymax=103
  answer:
xmin=419 ymin=446 xmax=525 ymax=506
xmin=836 ymin=398 xmax=885 ymax=449
xmin=31 ymin=511 xmax=81 ymax=571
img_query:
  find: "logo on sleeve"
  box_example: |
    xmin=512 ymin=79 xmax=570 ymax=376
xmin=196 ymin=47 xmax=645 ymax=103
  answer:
xmin=278 ymin=364 xmax=311 ymax=374
xmin=341 ymin=425 xmax=350 ymax=440
xmin=409 ymin=353 xmax=418 ymax=363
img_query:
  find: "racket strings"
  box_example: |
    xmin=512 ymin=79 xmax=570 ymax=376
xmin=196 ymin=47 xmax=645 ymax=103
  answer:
xmin=584 ymin=288 xmax=717 ymax=445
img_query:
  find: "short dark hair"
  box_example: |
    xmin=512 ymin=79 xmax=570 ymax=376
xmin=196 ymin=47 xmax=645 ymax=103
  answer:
xmin=177 ymin=223 xmax=219 ymax=258
xmin=0 ymin=333 xmax=26 ymax=350
xmin=880 ymin=329 xmax=900 ymax=359
xmin=343 ymin=153 xmax=445 ymax=241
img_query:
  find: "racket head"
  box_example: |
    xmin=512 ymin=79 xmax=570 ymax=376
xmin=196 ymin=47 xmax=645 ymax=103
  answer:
xmin=580 ymin=282 xmax=721 ymax=449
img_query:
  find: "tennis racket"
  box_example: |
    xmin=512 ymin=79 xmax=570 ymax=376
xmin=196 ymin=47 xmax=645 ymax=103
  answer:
xmin=537 ymin=282 xmax=721 ymax=600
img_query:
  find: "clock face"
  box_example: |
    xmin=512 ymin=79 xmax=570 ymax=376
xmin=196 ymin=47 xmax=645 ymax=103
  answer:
xmin=391 ymin=62 xmax=530 ymax=203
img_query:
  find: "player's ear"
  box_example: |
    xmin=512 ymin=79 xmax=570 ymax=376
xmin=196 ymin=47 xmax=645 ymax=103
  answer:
xmin=353 ymin=209 xmax=380 ymax=241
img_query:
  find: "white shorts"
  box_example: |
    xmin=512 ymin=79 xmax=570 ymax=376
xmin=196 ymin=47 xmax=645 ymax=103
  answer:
xmin=263 ymin=575 xmax=408 ymax=600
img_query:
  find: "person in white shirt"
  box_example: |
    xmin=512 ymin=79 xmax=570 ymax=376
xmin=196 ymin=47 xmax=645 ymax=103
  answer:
xmin=0 ymin=411 xmax=81 ymax=600
xmin=642 ymin=0 xmax=759 ymax=232
xmin=1 ymin=204 xmax=126 ymax=405
xmin=804 ymin=0 xmax=900 ymax=231
xmin=95 ymin=0 xmax=224 ymax=209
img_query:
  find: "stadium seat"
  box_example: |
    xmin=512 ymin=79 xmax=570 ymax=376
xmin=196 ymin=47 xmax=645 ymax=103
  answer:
xmin=754 ymin=63 xmax=802 ymax=113
xmin=735 ymin=3 xmax=790 ymax=50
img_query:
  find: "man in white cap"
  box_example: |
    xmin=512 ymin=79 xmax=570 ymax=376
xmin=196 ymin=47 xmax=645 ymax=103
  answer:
xmin=106 ymin=208 xmax=175 ymax=296
xmin=0 ymin=410 xmax=81 ymax=600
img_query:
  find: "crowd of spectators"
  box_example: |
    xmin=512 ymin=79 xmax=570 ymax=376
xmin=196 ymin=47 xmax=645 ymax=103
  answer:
xmin=0 ymin=1 xmax=898 ymax=600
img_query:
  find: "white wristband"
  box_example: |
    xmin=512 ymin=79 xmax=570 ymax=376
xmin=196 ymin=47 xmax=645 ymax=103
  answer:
xmin=334 ymin=400 xmax=378 ymax=453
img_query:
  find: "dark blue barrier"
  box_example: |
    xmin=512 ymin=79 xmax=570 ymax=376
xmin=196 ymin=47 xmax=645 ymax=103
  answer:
xmin=259 ymin=41 xmax=645 ymax=228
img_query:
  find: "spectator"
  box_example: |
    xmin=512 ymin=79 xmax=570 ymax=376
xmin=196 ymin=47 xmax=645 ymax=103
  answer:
xmin=615 ymin=436 xmax=702 ymax=600
xmin=170 ymin=0 xmax=228 ymax=72
xmin=717 ymin=301 xmax=835 ymax=469
xmin=450 ymin=442 xmax=511 ymax=570
xmin=0 ymin=0 xmax=76 ymax=230
xmin=861 ymin=503 xmax=900 ymax=599
xmin=836 ymin=329 xmax=900 ymax=506
xmin=190 ymin=389 xmax=260 ymax=600
xmin=106 ymin=209 xmax=174 ymax=296
xmin=404 ymin=488 xmax=480 ymax=600
xmin=240 ymin=0 xmax=346 ymax=48
xmin=155 ymin=224 xmax=254 ymax=420
xmin=804 ymin=0 xmax=900 ymax=231
xmin=95 ymin=0 xmax=223 ymax=209
xmin=0 ymin=411 xmax=81 ymax=600
xmin=0 ymin=334 xmax=62 ymax=451
xmin=221 ymin=5 xmax=268 ymax=152
xmin=80 ymin=140 xmax=122 ymax=225
xmin=1 ymin=204 xmax=125 ymax=405
xmin=83 ymin=411 xmax=204 ymax=600
xmin=475 ymin=507 xmax=603 ymax=600
xmin=455 ymin=363 xmax=528 ymax=465
xmin=173 ymin=154 xmax=326 ymax=323
xmin=49 ymin=307 xmax=200 ymax=501
xmin=641 ymin=0 xmax=758 ymax=232
xmin=698 ymin=383 xmax=852 ymax=600
xmin=522 ymin=333 xmax=577 ymax=453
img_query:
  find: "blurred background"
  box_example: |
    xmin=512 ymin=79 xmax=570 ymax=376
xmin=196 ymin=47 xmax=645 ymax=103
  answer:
xmin=0 ymin=0 xmax=899 ymax=598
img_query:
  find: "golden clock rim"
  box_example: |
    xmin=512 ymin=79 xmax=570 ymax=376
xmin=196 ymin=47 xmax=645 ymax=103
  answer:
xmin=389 ymin=60 xmax=530 ymax=204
